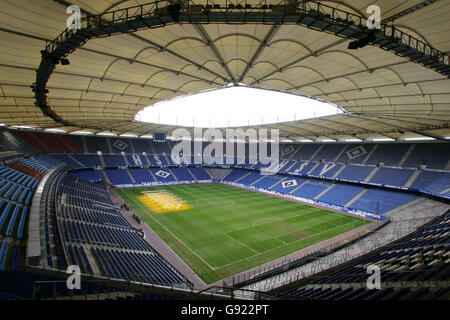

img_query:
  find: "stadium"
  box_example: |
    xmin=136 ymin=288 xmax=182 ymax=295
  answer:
xmin=0 ymin=0 xmax=449 ymax=303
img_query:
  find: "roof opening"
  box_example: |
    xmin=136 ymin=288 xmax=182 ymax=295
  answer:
xmin=136 ymin=85 xmax=342 ymax=128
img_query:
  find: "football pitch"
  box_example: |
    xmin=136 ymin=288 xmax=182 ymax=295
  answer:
xmin=117 ymin=183 xmax=370 ymax=284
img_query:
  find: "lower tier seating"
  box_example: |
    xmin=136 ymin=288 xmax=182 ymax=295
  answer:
xmin=54 ymin=173 xmax=192 ymax=288
xmin=279 ymin=211 xmax=450 ymax=300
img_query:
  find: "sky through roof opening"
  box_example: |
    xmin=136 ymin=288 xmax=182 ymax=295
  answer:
xmin=136 ymin=85 xmax=342 ymax=128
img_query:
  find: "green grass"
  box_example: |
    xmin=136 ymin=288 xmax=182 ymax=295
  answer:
xmin=117 ymin=183 xmax=370 ymax=284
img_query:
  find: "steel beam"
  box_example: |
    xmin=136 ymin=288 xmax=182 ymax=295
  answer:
xmin=36 ymin=0 xmax=450 ymax=129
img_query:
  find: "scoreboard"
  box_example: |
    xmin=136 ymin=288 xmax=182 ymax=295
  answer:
xmin=153 ymin=132 xmax=166 ymax=142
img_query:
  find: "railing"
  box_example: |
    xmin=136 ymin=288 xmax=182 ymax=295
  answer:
xmin=182 ymin=284 xmax=299 ymax=300
xmin=43 ymin=0 xmax=450 ymax=68
xmin=219 ymin=219 xmax=386 ymax=289
xmin=248 ymin=210 xmax=448 ymax=292
xmin=28 ymin=269 xmax=260 ymax=300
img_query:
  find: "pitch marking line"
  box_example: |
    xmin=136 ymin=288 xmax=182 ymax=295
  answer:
xmin=222 ymin=232 xmax=258 ymax=255
xmin=216 ymin=220 xmax=355 ymax=270
xmin=251 ymin=210 xmax=317 ymax=227
xmin=122 ymin=191 xmax=219 ymax=271
xmin=122 ymin=187 xmax=364 ymax=273
xmin=307 ymin=214 xmax=369 ymax=229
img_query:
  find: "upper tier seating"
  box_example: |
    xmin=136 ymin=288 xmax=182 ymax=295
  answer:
xmin=51 ymin=154 xmax=83 ymax=169
xmin=12 ymin=131 xmax=79 ymax=153
xmin=336 ymin=144 xmax=377 ymax=164
xmin=85 ymin=137 xmax=111 ymax=153
xmin=292 ymin=144 xmax=321 ymax=161
xmin=70 ymin=154 xmax=102 ymax=168
xmin=147 ymin=154 xmax=169 ymax=166
xmin=365 ymin=144 xmax=411 ymax=166
xmin=109 ymin=138 xmax=134 ymax=154
xmin=126 ymin=154 xmax=150 ymax=167
xmin=102 ymin=154 xmax=127 ymax=168
xmin=404 ymin=144 xmax=450 ymax=169
xmin=10 ymin=130 xmax=449 ymax=170
xmin=311 ymin=144 xmax=346 ymax=162
xmin=151 ymin=142 xmax=172 ymax=155
xmin=368 ymin=167 xmax=415 ymax=186
xmin=129 ymin=139 xmax=152 ymax=153
xmin=69 ymin=170 xmax=103 ymax=183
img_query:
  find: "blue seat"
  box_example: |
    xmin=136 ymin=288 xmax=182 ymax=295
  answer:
xmin=3 ymin=184 xmax=16 ymax=199
xmin=25 ymin=192 xmax=33 ymax=206
xmin=0 ymin=181 xmax=12 ymax=194
xmin=6 ymin=205 xmax=21 ymax=237
xmin=11 ymin=245 xmax=20 ymax=271
xmin=18 ymin=189 xmax=28 ymax=204
xmin=18 ymin=211 xmax=29 ymax=243
xmin=0 ymin=241 xmax=10 ymax=270
xmin=26 ymin=178 xmax=35 ymax=188
xmin=11 ymin=186 xmax=23 ymax=202
xmin=0 ymin=202 xmax=13 ymax=230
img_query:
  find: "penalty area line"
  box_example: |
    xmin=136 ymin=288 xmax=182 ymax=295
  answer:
xmin=215 ymin=220 xmax=356 ymax=270
xmin=223 ymin=232 xmax=258 ymax=255
xmin=121 ymin=191 xmax=219 ymax=271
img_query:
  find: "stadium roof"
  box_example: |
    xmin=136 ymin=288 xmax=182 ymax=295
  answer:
xmin=0 ymin=0 xmax=449 ymax=141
